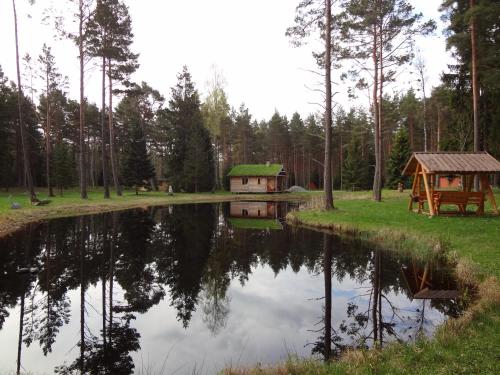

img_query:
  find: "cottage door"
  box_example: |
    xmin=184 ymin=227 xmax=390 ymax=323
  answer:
xmin=267 ymin=179 xmax=275 ymax=192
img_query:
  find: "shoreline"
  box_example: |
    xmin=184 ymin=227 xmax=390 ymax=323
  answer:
xmin=0 ymin=192 xmax=308 ymax=238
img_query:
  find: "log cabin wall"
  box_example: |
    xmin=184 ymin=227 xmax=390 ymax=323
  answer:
xmin=230 ymin=176 xmax=268 ymax=193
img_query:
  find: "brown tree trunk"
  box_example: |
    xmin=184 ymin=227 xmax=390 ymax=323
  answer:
xmin=372 ymin=21 xmax=382 ymax=202
xmin=108 ymin=59 xmax=122 ymax=196
xmin=470 ymin=0 xmax=480 ymax=191
xmin=101 ymin=56 xmax=110 ymax=198
xmin=323 ymin=0 xmax=334 ymax=209
xmin=45 ymin=71 xmax=54 ymax=197
xmin=375 ymin=14 xmax=384 ymax=202
xmin=213 ymin=136 xmax=219 ymax=190
xmin=79 ymin=0 xmax=88 ymax=199
xmin=408 ymin=112 xmax=415 ymax=150
xmin=12 ymin=0 xmax=36 ymax=202
xmin=437 ymin=106 xmax=442 ymax=151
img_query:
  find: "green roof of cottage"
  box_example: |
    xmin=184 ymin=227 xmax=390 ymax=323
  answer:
xmin=227 ymin=164 xmax=285 ymax=177
xmin=228 ymin=218 xmax=283 ymax=230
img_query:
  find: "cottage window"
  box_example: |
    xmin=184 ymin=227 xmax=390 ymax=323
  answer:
xmin=257 ymin=210 xmax=261 ymax=216
xmin=242 ymin=209 xmax=248 ymax=217
xmin=258 ymin=178 xmax=261 ymax=184
xmin=242 ymin=177 xmax=249 ymax=185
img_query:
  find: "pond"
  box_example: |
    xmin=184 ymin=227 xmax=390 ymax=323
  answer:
xmin=0 ymin=202 xmax=466 ymax=374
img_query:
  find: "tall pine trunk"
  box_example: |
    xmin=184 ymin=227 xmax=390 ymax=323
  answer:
xmin=101 ymin=56 xmax=110 ymax=198
xmin=12 ymin=0 xmax=36 ymax=202
xmin=323 ymin=0 xmax=334 ymax=209
xmin=376 ymin=16 xmax=384 ymax=202
xmin=108 ymin=59 xmax=122 ymax=196
xmin=372 ymin=21 xmax=382 ymax=202
xmin=45 ymin=71 xmax=54 ymax=197
xmin=79 ymin=0 xmax=88 ymax=199
xmin=470 ymin=0 xmax=480 ymax=190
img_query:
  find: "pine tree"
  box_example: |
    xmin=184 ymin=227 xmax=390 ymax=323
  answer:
xmin=386 ymin=128 xmax=411 ymax=189
xmin=339 ymin=0 xmax=435 ymax=201
xmin=121 ymin=124 xmax=155 ymax=195
xmin=38 ymin=44 xmax=66 ymax=197
xmin=287 ymin=0 xmax=336 ymax=209
xmin=12 ymin=0 xmax=36 ymax=202
xmin=87 ymin=0 xmax=139 ymax=197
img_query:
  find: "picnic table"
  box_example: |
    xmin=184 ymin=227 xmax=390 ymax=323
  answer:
xmin=411 ymin=190 xmax=485 ymax=215
xmin=433 ymin=191 xmax=484 ymax=215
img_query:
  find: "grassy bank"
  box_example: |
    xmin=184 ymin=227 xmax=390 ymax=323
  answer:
xmin=0 ymin=188 xmax=310 ymax=237
xmin=242 ymin=190 xmax=500 ymax=375
xmin=291 ymin=190 xmax=500 ymax=278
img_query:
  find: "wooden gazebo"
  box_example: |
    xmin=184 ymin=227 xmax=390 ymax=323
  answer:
xmin=402 ymin=152 xmax=500 ymax=216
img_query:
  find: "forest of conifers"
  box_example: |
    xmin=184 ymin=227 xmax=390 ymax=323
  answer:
xmin=1 ymin=0 xmax=499 ymax=199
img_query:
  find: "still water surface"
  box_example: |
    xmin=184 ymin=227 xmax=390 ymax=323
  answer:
xmin=0 ymin=202 xmax=465 ymax=374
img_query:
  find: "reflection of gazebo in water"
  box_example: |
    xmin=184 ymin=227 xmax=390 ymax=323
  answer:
xmin=403 ymin=152 xmax=500 ymax=216
xmin=228 ymin=201 xmax=283 ymax=230
xmin=401 ymin=261 xmax=461 ymax=300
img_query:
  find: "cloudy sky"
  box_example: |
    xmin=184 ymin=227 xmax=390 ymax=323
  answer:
xmin=0 ymin=0 xmax=452 ymax=121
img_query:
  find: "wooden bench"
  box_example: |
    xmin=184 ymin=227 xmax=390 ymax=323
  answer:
xmin=410 ymin=192 xmax=428 ymax=213
xmin=433 ymin=191 xmax=484 ymax=215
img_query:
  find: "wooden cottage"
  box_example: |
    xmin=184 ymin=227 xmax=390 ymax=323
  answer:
xmin=227 ymin=163 xmax=287 ymax=193
xmin=402 ymin=152 xmax=500 ymax=216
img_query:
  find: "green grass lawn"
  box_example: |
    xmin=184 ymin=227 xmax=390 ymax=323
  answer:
xmin=0 ymin=187 xmax=231 ymax=213
xmin=0 ymin=187 xmax=310 ymax=236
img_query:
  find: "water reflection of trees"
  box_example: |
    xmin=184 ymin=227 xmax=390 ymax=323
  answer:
xmin=0 ymin=203 xmax=463 ymax=372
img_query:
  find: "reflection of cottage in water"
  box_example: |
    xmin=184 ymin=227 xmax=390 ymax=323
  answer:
xmin=230 ymin=201 xmax=279 ymax=218
xmin=228 ymin=201 xmax=286 ymax=230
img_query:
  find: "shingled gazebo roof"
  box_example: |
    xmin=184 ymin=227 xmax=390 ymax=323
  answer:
xmin=402 ymin=152 xmax=500 ymax=176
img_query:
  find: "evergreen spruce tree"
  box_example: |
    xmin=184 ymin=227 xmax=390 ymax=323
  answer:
xmin=165 ymin=67 xmax=214 ymax=192
xmin=386 ymin=128 xmax=411 ymax=189
xmin=52 ymin=143 xmax=73 ymax=195
xmin=182 ymin=124 xmax=214 ymax=193
xmin=343 ymin=136 xmax=372 ymax=191
xmin=0 ymin=68 xmax=15 ymax=189
xmin=121 ymin=124 xmax=155 ymax=195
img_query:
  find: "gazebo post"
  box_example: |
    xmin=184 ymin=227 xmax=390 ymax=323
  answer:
xmin=408 ymin=163 xmax=421 ymax=211
xmin=422 ymin=171 xmax=435 ymax=216
xmin=481 ymin=174 xmax=499 ymax=215
xmin=466 ymin=175 xmax=474 ymax=192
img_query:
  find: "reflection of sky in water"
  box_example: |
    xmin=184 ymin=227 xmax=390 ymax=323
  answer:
xmin=0 ymin=263 xmax=447 ymax=375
